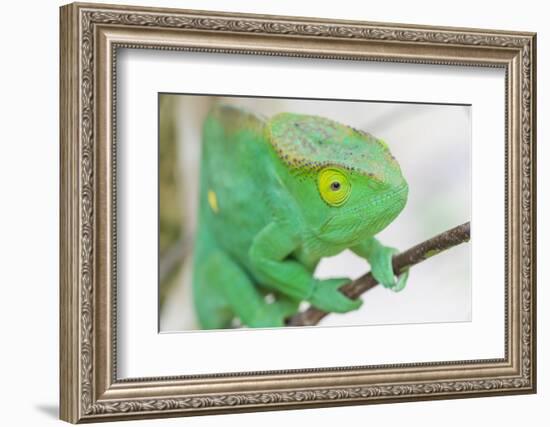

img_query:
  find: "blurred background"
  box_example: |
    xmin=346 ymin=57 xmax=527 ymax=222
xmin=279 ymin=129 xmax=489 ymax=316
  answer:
xmin=159 ymin=94 xmax=471 ymax=332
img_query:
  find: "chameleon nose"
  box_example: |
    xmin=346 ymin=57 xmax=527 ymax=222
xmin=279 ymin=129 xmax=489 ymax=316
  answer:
xmin=398 ymin=182 xmax=408 ymax=199
xmin=395 ymin=183 xmax=408 ymax=205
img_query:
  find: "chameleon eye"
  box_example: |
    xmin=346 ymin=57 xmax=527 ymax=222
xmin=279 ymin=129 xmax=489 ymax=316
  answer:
xmin=318 ymin=168 xmax=351 ymax=207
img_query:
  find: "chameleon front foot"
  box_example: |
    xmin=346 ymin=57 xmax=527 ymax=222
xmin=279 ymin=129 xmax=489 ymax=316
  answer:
xmin=369 ymin=245 xmax=409 ymax=292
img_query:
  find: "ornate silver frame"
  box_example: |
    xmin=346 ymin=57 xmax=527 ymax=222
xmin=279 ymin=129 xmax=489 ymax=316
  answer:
xmin=60 ymin=2 xmax=536 ymax=423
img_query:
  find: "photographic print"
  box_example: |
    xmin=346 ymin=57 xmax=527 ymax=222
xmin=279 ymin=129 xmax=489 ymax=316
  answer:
xmin=159 ymin=95 xmax=472 ymax=331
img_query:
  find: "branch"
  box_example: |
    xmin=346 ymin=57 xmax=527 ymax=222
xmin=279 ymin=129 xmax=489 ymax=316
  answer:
xmin=286 ymin=222 xmax=471 ymax=327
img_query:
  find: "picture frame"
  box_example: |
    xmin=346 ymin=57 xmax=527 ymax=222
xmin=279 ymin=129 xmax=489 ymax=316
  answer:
xmin=59 ymin=2 xmax=537 ymax=423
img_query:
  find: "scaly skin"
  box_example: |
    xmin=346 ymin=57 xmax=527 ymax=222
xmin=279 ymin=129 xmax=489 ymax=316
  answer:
xmin=192 ymin=105 xmax=409 ymax=329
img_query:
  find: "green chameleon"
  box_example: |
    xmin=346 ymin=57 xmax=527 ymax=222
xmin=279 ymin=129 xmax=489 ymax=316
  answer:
xmin=192 ymin=105 xmax=409 ymax=329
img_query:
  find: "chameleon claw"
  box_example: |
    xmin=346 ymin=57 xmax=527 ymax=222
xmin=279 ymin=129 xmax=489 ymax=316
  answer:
xmin=390 ymin=268 xmax=409 ymax=293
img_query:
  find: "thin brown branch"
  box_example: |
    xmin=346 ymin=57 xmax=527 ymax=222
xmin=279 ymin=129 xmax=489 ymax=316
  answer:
xmin=286 ymin=222 xmax=471 ymax=327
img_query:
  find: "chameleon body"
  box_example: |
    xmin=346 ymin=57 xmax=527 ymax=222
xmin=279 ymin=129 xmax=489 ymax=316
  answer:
xmin=192 ymin=105 xmax=409 ymax=329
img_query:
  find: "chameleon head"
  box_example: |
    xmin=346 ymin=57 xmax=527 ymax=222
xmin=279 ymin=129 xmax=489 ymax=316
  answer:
xmin=267 ymin=112 xmax=408 ymax=245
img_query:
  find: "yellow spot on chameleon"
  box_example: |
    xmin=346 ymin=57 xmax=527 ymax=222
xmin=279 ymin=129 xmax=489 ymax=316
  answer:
xmin=208 ymin=190 xmax=219 ymax=213
xmin=208 ymin=190 xmax=220 ymax=213
xmin=379 ymin=139 xmax=389 ymax=150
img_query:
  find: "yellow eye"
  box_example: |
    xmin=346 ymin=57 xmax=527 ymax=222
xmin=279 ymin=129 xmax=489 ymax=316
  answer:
xmin=318 ymin=168 xmax=351 ymax=207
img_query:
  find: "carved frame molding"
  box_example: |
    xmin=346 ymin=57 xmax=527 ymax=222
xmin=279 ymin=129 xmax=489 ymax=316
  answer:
xmin=60 ymin=2 xmax=536 ymax=423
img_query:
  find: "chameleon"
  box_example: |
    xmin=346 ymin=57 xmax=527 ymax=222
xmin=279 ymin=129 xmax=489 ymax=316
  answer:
xmin=192 ymin=104 xmax=409 ymax=329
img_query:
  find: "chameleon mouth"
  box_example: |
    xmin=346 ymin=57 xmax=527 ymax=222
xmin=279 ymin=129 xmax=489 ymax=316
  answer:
xmin=318 ymin=184 xmax=408 ymax=239
xmin=375 ymin=183 xmax=408 ymax=205
xmin=338 ymin=184 xmax=407 ymax=219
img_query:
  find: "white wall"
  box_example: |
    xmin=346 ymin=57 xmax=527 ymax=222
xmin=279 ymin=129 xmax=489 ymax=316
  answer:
xmin=0 ymin=0 xmax=545 ymax=426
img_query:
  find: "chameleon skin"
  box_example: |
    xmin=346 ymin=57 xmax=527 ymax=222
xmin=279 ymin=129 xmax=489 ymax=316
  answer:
xmin=192 ymin=105 xmax=409 ymax=329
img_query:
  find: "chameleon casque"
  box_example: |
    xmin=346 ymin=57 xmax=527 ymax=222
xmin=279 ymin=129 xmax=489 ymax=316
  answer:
xmin=192 ymin=105 xmax=409 ymax=329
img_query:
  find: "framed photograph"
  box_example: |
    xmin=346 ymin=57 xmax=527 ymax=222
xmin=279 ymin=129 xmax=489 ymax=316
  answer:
xmin=59 ymin=2 xmax=537 ymax=423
